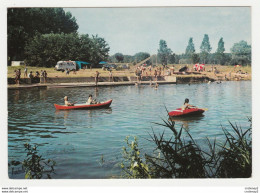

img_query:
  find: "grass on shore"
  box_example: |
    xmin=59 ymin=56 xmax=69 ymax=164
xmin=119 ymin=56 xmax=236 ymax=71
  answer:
xmin=7 ymin=65 xmax=135 ymax=78
xmin=7 ymin=64 xmax=251 ymax=79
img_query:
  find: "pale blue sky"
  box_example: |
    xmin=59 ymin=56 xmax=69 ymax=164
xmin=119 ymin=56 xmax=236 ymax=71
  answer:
xmin=64 ymin=7 xmax=251 ymax=55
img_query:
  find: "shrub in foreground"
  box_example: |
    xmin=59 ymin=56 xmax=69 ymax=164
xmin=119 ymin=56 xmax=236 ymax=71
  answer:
xmin=121 ymin=118 xmax=252 ymax=178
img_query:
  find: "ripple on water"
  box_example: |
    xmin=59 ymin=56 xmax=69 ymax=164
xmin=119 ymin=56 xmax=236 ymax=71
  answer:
xmin=8 ymin=81 xmax=251 ymax=179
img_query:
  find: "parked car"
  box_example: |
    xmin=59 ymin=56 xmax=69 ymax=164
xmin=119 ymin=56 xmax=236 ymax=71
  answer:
xmin=121 ymin=64 xmax=129 ymax=69
xmin=110 ymin=64 xmax=117 ymax=69
xmin=102 ymin=64 xmax=117 ymax=71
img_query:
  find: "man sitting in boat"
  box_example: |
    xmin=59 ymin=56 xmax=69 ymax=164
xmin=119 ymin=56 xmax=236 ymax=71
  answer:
xmin=86 ymin=94 xmax=98 ymax=104
xmin=182 ymin=98 xmax=197 ymax=110
xmin=64 ymin=96 xmax=74 ymax=106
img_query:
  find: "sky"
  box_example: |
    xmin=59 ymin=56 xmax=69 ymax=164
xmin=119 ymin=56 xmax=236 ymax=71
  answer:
xmin=58 ymin=7 xmax=250 ymax=56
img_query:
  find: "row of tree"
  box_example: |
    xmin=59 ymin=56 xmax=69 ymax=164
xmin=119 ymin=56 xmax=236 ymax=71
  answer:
xmin=157 ymin=35 xmax=251 ymax=66
xmin=108 ymin=52 xmax=151 ymax=65
xmin=8 ymin=8 xmax=110 ymax=67
xmin=108 ymin=36 xmax=251 ymax=66
xmin=8 ymin=8 xmax=251 ymax=67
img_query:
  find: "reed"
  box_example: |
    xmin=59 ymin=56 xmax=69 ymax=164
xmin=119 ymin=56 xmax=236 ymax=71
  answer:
xmin=121 ymin=117 xmax=252 ymax=178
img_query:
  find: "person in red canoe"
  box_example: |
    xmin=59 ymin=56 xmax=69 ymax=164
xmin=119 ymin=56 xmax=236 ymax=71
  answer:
xmin=182 ymin=98 xmax=197 ymax=110
xmin=86 ymin=94 xmax=99 ymax=104
xmin=64 ymin=96 xmax=75 ymax=106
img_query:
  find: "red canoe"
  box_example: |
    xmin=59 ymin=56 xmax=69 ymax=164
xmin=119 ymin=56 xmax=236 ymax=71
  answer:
xmin=168 ymin=108 xmax=205 ymax=117
xmin=54 ymin=99 xmax=112 ymax=110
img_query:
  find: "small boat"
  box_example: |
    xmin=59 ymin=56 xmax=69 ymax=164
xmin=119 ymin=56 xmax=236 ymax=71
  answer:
xmin=168 ymin=108 xmax=205 ymax=117
xmin=54 ymin=99 xmax=112 ymax=110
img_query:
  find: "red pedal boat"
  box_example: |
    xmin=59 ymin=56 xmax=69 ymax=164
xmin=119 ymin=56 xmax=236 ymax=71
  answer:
xmin=168 ymin=108 xmax=205 ymax=117
xmin=54 ymin=99 xmax=112 ymax=110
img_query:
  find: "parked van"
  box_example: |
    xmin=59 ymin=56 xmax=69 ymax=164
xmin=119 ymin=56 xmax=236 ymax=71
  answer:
xmin=11 ymin=61 xmax=25 ymax=66
xmin=55 ymin=61 xmax=77 ymax=71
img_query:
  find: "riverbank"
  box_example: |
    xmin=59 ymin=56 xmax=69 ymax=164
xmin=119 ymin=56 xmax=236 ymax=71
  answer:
xmin=8 ymin=64 xmax=251 ymax=79
xmin=8 ymin=64 xmax=251 ymax=89
xmin=8 ymin=74 xmax=219 ymax=90
xmin=7 ymin=80 xmax=177 ymax=90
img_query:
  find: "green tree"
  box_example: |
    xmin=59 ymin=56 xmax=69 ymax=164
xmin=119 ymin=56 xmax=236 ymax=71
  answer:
xmin=200 ymin=34 xmax=212 ymax=63
xmin=168 ymin=54 xmax=176 ymax=64
xmin=185 ymin=38 xmax=195 ymax=63
xmin=78 ymin=34 xmax=94 ymax=62
xmin=8 ymin=8 xmax=79 ymax=64
xmin=90 ymin=35 xmax=110 ymax=66
xmin=192 ymin=53 xmax=200 ymax=64
xmin=230 ymin=40 xmax=251 ymax=66
xmin=115 ymin=53 xmax=124 ymax=63
xmin=157 ymin=40 xmax=172 ymax=65
xmin=24 ymin=33 xmax=110 ymax=67
xmin=123 ymin=55 xmax=134 ymax=63
xmin=24 ymin=33 xmax=80 ymax=67
xmin=134 ymin=52 xmax=151 ymax=65
xmin=215 ymin=38 xmax=225 ymax=65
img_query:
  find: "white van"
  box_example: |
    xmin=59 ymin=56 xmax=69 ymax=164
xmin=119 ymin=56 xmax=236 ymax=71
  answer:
xmin=11 ymin=61 xmax=25 ymax=66
xmin=55 ymin=61 xmax=77 ymax=71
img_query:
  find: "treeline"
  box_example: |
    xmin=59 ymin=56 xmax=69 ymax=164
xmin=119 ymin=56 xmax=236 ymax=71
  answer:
xmin=109 ymin=36 xmax=251 ymax=66
xmin=8 ymin=8 xmax=110 ymax=67
xmin=156 ymin=36 xmax=251 ymax=66
xmin=108 ymin=52 xmax=152 ymax=65
xmin=25 ymin=33 xmax=109 ymax=67
xmin=8 ymin=8 xmax=251 ymax=67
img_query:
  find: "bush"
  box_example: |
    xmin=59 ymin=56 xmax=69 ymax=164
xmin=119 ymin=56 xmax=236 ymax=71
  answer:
xmin=121 ymin=136 xmax=151 ymax=179
xmin=216 ymin=119 xmax=252 ymax=178
xmin=9 ymin=143 xmax=56 ymax=179
xmin=121 ymin=117 xmax=252 ymax=178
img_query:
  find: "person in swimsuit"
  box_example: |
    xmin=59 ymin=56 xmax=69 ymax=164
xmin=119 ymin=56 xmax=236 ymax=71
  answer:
xmin=182 ymin=98 xmax=196 ymax=110
xmin=95 ymin=71 xmax=100 ymax=85
xmin=86 ymin=94 xmax=98 ymax=104
xmin=64 ymin=96 xmax=74 ymax=106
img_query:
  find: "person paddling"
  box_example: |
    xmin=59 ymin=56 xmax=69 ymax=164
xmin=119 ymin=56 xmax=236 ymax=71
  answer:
xmin=86 ymin=94 xmax=98 ymax=104
xmin=182 ymin=98 xmax=197 ymax=110
xmin=64 ymin=96 xmax=75 ymax=106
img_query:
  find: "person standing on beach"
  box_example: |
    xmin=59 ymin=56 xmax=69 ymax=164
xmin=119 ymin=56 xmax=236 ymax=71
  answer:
xmin=35 ymin=71 xmax=40 ymax=78
xmin=154 ymin=69 xmax=158 ymax=81
xmin=40 ymin=70 xmax=44 ymax=77
xmin=15 ymin=69 xmax=21 ymax=84
xmin=109 ymin=70 xmax=113 ymax=82
xmin=43 ymin=70 xmax=47 ymax=83
xmin=149 ymin=66 xmax=152 ymax=76
xmin=24 ymin=67 xmax=28 ymax=78
xmin=158 ymin=70 xmax=161 ymax=78
xmin=95 ymin=71 xmax=100 ymax=86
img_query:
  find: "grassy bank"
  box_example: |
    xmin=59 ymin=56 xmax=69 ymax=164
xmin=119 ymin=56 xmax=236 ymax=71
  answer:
xmin=7 ymin=66 xmax=135 ymax=78
xmin=7 ymin=64 xmax=251 ymax=81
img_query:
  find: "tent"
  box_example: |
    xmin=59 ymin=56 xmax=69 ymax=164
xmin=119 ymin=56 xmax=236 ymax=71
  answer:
xmin=99 ymin=61 xmax=108 ymax=65
xmin=75 ymin=61 xmax=90 ymax=69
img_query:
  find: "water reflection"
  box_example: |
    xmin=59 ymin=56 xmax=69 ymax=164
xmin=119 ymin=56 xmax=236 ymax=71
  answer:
xmin=13 ymin=90 xmax=20 ymax=104
xmin=94 ymin=87 xmax=99 ymax=98
xmin=169 ymin=115 xmax=205 ymax=131
xmin=55 ymin=107 xmax=112 ymax=121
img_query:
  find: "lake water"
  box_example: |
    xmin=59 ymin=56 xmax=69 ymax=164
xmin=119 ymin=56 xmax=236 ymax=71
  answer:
xmin=8 ymin=81 xmax=251 ymax=179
